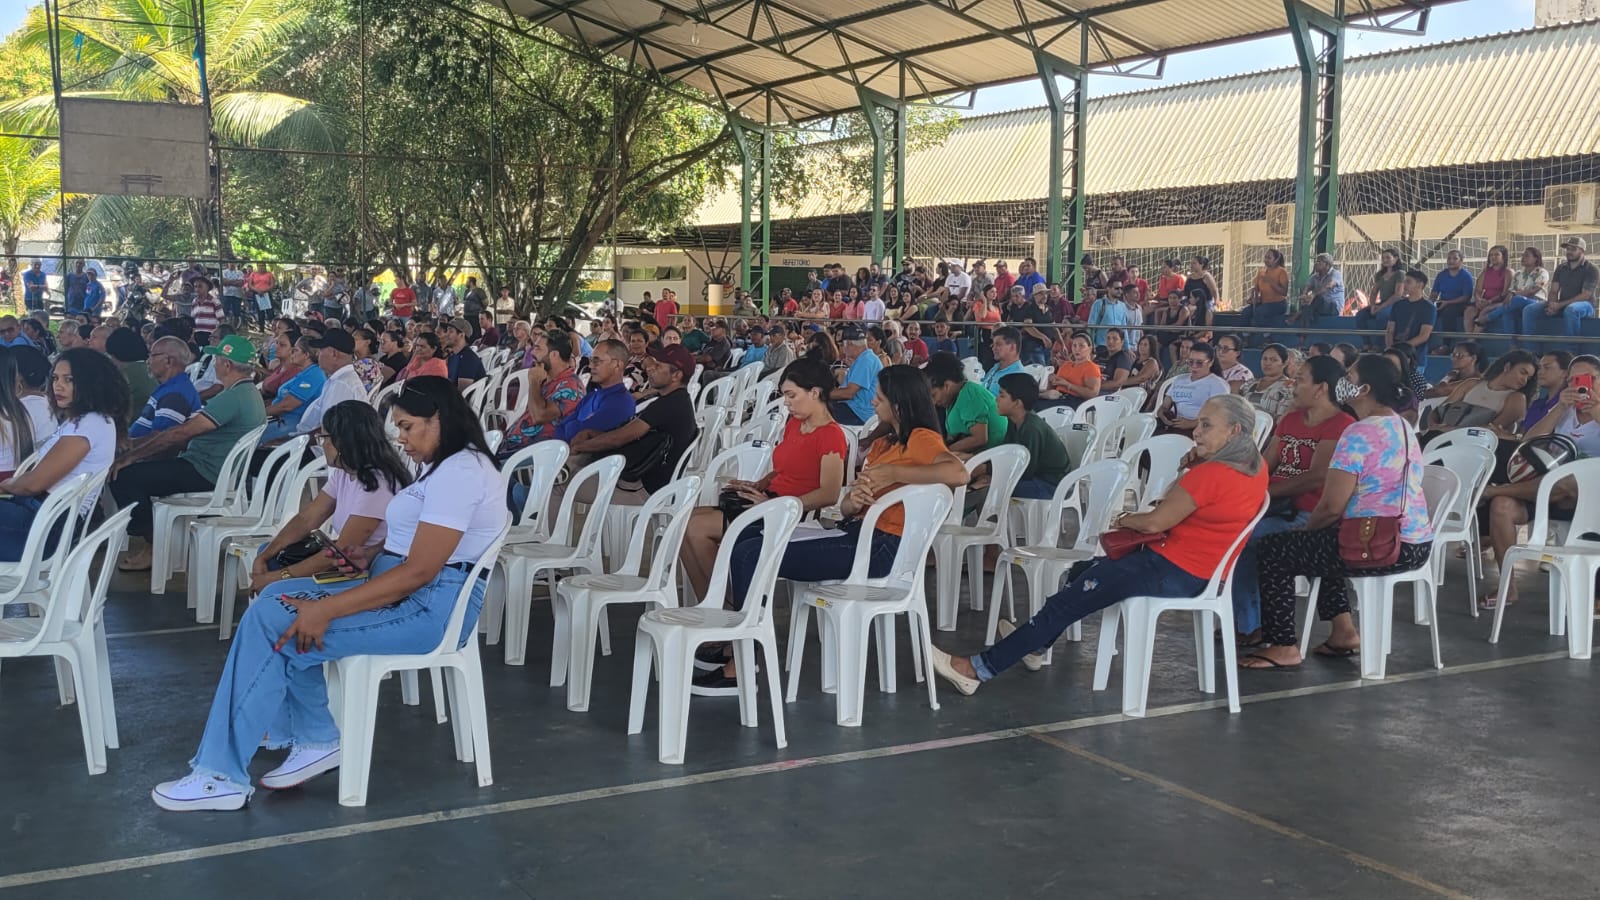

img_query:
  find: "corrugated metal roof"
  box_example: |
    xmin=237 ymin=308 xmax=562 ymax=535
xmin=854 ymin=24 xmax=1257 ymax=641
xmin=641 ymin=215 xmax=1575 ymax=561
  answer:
xmin=690 ymin=20 xmax=1600 ymax=225
xmin=504 ymin=0 xmax=1440 ymax=125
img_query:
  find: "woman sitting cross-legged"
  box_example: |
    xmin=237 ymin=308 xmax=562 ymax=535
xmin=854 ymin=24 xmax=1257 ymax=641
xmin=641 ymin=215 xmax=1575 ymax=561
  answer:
xmin=704 ymin=365 xmax=969 ymax=697
xmin=1241 ymin=354 xmax=1434 ymax=669
xmin=152 ymin=377 xmax=508 ymax=811
xmin=247 ymin=401 xmax=411 ymax=590
xmin=930 ymin=394 xmax=1269 ymax=694
xmin=681 ymin=358 xmax=849 ymax=693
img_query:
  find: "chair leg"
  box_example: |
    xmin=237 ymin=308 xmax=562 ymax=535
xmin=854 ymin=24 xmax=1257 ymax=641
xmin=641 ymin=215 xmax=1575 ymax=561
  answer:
xmin=94 ymin=623 xmax=119 ymax=749
xmin=219 ymin=554 xmax=239 ymax=641
xmin=833 ymin=608 xmax=872 ymax=728
xmin=934 ymin=540 xmax=958 ymax=631
xmin=913 ymin=609 xmax=940 ymax=712
xmin=54 ymin=656 xmax=75 ymax=706
xmin=735 ymin=639 xmax=759 ymax=728
xmin=336 ymin=664 xmax=379 ymax=807
xmin=565 ymin=593 xmax=597 ymax=712
xmin=1298 ymin=578 xmax=1322 ymax=656
xmin=818 ymin=611 xmax=839 ymax=695
xmin=760 ymin=633 xmax=788 ymax=750
xmin=984 ymin=556 xmax=1008 ymax=646
xmin=460 ymin=647 xmax=493 ymax=787
xmin=150 ymin=511 xmax=171 ymax=595
xmin=875 ymin=615 xmax=896 ymax=694
xmin=1120 ymin=601 xmax=1158 ymax=717
xmin=1423 ymin=579 xmax=1443 ymax=670
xmin=548 ymin=573 xmax=570 ymax=685
xmin=193 ymin=543 xmax=219 ymax=624
xmin=627 ymin=631 xmax=656 ymax=735
xmin=965 ymin=545 xmax=984 ymax=611
xmin=784 ymin=600 xmax=810 ymax=701
xmin=1564 ymin=558 xmax=1596 ymax=660
xmin=1489 ymin=558 xmax=1515 ymax=644
xmin=1356 ymin=581 xmax=1390 ymax=680
xmin=443 ymin=666 xmax=470 ymax=761
xmin=62 ymin=650 xmax=104 ymax=774
xmin=1092 ymin=605 xmax=1121 ymax=692
xmin=430 ymin=667 xmax=448 ymax=724
xmin=399 ymin=670 xmax=420 ymax=706
xmin=1218 ymin=606 xmax=1242 ymax=713
xmin=482 ymin=564 xmax=505 ymax=646
xmin=597 ymin=606 xmax=613 ymax=657
xmin=1191 ymin=610 xmax=1215 ymax=694
xmin=658 ymin=636 xmax=695 ymax=765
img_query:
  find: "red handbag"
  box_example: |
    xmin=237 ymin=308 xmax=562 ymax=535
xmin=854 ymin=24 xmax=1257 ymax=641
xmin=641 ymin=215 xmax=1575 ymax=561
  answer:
xmin=1337 ymin=421 xmax=1414 ymax=569
xmin=1100 ymin=527 xmax=1168 ymax=560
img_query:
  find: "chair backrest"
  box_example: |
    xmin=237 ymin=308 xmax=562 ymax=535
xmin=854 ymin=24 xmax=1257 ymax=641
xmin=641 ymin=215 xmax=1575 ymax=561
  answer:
xmin=1420 ymin=466 xmax=1462 ymax=539
xmin=548 ymin=455 xmax=620 ymax=548
xmin=1038 ymin=405 xmax=1076 ymax=433
xmin=736 ymin=409 xmax=786 ymax=445
xmin=696 ymin=440 xmax=775 ymax=505
xmin=7 ymin=473 xmax=87 ymax=594
xmin=1421 ymin=443 xmax=1494 ymax=535
xmin=1093 ymin=413 xmax=1156 ymax=461
xmin=425 ymin=525 xmax=510 ymax=658
xmin=483 ymin=430 xmax=504 ymax=455
xmin=495 ymin=369 xmax=532 ymax=424
xmin=14 ymin=507 xmax=134 ymax=654
xmin=1114 ymin=386 xmax=1148 ymax=411
xmin=461 ymin=378 xmax=491 ymax=415
xmin=244 ymin=435 xmax=310 ymax=521
xmin=953 ymin=445 xmax=1030 ymax=528
xmin=368 ymin=378 xmax=403 ymax=408
xmin=620 ymin=475 xmax=701 ymax=591
xmin=695 ymin=376 xmax=735 ymax=413
xmin=267 ymin=454 xmax=328 ymax=527
xmin=698 ymin=496 xmax=803 ymax=627
xmin=1416 ymin=396 xmax=1445 ymax=429
xmin=500 ymin=440 xmax=570 ymax=532
xmin=1426 ymin=426 xmax=1498 ymax=454
xmin=207 ymin=423 xmax=271 ymax=510
xmin=1149 ymin=376 xmax=1177 ymax=414
xmin=1203 ymin=495 xmax=1272 ymax=603
xmin=851 ymin=484 xmax=953 ymax=587
xmin=1024 ymin=364 xmax=1054 ymax=391
xmin=1073 ymin=394 xmax=1127 ymax=427
xmin=1251 ymin=408 xmax=1275 ymax=451
xmin=960 ymin=357 xmax=984 ymax=382
xmin=1527 ymin=457 xmax=1600 ymax=549
xmin=683 ymin=406 xmax=728 ymax=475
xmin=1120 ymin=434 xmax=1194 ymax=507
xmin=1051 ymin=458 xmax=1133 ymax=553
xmin=1059 ymin=422 xmax=1096 ymax=469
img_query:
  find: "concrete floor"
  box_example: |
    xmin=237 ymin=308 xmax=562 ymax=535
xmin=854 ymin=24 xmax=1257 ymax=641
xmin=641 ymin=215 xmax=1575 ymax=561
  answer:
xmin=0 ymin=555 xmax=1593 ymax=899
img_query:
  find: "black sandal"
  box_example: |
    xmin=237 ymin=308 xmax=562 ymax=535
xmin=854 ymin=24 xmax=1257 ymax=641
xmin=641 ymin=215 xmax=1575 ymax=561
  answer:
xmin=1312 ymin=640 xmax=1358 ymax=658
xmin=1239 ymin=652 xmax=1299 ymax=670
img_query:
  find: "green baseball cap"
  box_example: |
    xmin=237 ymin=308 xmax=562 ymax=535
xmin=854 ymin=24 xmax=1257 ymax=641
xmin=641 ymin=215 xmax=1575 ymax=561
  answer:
xmin=202 ymin=334 xmax=257 ymax=366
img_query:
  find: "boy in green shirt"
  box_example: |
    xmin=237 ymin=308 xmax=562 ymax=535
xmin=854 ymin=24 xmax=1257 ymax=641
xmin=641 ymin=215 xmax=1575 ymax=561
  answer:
xmin=926 ymin=351 xmax=1007 ymax=454
xmin=997 ymin=372 xmax=1071 ymax=499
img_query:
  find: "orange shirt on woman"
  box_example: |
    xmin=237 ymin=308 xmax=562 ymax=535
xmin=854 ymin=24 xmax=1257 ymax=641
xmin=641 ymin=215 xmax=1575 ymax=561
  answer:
xmin=1155 ymin=460 xmax=1268 ymax=579
xmin=862 ymin=427 xmax=949 ymax=536
xmin=1053 ymin=360 xmax=1102 ymax=390
xmin=1254 ymin=266 xmax=1289 ymax=305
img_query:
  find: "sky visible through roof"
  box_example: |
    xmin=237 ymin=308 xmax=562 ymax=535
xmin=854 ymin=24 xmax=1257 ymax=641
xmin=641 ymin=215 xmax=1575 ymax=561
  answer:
xmin=0 ymin=0 xmax=1536 ymax=112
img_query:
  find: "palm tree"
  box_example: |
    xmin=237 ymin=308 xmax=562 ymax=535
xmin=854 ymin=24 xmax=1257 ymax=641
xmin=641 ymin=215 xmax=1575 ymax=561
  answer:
xmin=0 ymin=0 xmax=335 ymax=255
xmin=0 ymin=137 xmax=65 ymax=304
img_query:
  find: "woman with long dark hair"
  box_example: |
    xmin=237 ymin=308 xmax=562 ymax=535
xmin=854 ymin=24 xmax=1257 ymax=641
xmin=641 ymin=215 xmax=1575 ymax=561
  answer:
xmin=248 ymin=401 xmax=414 ymax=590
xmin=398 ymin=331 xmax=448 ymax=381
xmin=1244 ymin=355 xmax=1433 ymax=668
xmin=0 ymin=348 xmax=127 ymax=560
xmin=153 ymin=376 xmax=507 ymax=811
xmin=0 ymin=346 xmax=54 ymax=481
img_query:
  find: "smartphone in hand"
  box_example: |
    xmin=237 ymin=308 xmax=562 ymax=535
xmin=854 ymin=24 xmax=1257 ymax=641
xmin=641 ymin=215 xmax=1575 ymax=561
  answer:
xmin=313 ymin=531 xmax=364 ymax=575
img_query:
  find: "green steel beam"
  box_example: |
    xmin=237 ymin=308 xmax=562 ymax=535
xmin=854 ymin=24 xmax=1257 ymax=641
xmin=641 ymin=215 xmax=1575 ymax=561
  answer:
xmin=1286 ymin=0 xmax=1345 ymax=291
xmin=730 ymin=117 xmax=771 ymax=307
xmin=1036 ymin=40 xmax=1088 ymax=299
xmin=858 ymin=87 xmax=906 ymax=269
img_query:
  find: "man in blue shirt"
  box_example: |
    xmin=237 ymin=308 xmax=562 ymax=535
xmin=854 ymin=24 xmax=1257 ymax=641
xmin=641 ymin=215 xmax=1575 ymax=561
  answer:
xmin=982 ymin=326 xmax=1027 ymax=396
xmin=829 ymin=327 xmax=881 ymax=425
xmin=1015 ymin=257 xmax=1046 ymax=299
xmin=558 ymin=339 xmax=637 ymax=442
xmin=21 ymin=260 xmax=46 ymax=314
xmin=131 ymin=336 xmax=202 ymax=438
xmin=1430 ymin=249 xmax=1474 ymax=342
xmin=738 ymin=326 xmax=768 ymax=369
xmin=442 ymin=318 xmax=487 ymax=390
xmin=0 ymin=315 xmax=32 ymax=348
xmin=82 ymin=269 xmax=107 ymax=320
xmin=1386 ymin=268 xmax=1438 ymax=368
xmin=63 ymin=260 xmax=88 ymax=315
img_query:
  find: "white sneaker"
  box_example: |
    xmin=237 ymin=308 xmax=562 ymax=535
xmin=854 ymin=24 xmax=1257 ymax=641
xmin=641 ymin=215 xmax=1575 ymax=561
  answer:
xmin=260 ymin=746 xmax=341 ymax=790
xmin=152 ymin=773 xmax=248 ymax=811
xmin=996 ymin=620 xmax=1044 ymax=671
xmin=929 ymin=648 xmax=980 ymax=696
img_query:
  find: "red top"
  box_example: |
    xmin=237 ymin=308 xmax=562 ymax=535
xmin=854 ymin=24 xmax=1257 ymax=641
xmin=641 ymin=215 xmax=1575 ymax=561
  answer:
xmin=993 ymin=272 xmax=1016 ymax=297
xmin=782 ymin=298 xmax=799 ymax=315
xmin=905 ymin=337 xmax=929 ymax=365
xmin=1155 ymin=460 xmax=1269 ymax=579
xmin=247 ymin=270 xmax=275 ymax=293
xmin=1156 ymin=273 xmax=1187 ymax=300
xmin=768 ymin=417 xmax=849 ymax=498
xmin=390 ymin=286 xmax=416 ymax=317
xmin=1479 ymin=266 xmax=1510 ymax=300
xmin=1270 ymin=408 xmax=1355 ymax=512
xmin=654 ymin=298 xmax=679 ymax=330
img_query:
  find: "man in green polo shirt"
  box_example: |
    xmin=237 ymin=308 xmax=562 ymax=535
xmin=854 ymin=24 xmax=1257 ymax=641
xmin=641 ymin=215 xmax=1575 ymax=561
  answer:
xmin=925 ymin=351 xmax=1008 ymax=455
xmin=111 ymin=334 xmax=268 ymax=571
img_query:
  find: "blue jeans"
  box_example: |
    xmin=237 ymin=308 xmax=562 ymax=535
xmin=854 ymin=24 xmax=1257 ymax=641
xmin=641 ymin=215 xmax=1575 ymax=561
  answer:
xmin=1250 ymin=301 xmax=1288 ymax=332
xmin=729 ymin=520 xmax=898 ymax=610
xmin=259 ymin=418 xmax=303 ymax=445
xmin=0 ymin=496 xmax=47 ymax=562
xmin=973 ymin=547 xmax=1207 ymax=680
xmin=1021 ymin=345 xmax=1050 ymax=366
xmin=187 ymin=552 xmax=488 ymax=792
xmin=1229 ymin=509 xmax=1310 ymax=635
xmin=1481 ymin=303 xmax=1516 ymax=334
xmin=830 ymin=401 xmax=864 ymax=426
xmin=1522 ymin=300 xmax=1596 ymax=338
xmin=1013 ymin=477 xmax=1059 ymax=500
xmin=1354 ymin=303 xmax=1392 ymax=342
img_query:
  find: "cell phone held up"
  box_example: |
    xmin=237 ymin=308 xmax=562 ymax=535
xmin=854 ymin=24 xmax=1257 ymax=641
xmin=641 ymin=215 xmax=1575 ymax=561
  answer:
xmin=1572 ymin=372 xmax=1595 ymax=405
xmin=312 ymin=531 xmax=364 ymax=576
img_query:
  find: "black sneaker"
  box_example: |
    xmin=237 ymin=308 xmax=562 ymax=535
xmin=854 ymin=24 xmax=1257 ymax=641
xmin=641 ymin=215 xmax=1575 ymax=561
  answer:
xmin=691 ymin=666 xmax=743 ymax=697
xmin=694 ymin=642 xmax=730 ymax=672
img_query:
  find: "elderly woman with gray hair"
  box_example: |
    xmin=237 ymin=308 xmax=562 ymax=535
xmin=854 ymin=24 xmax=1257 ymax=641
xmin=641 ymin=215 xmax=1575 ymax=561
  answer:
xmin=931 ymin=393 xmax=1269 ymax=694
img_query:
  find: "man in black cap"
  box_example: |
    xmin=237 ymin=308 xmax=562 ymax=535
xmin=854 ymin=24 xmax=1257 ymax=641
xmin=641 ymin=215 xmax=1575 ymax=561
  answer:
xmin=273 ymin=327 xmax=365 ymax=445
xmin=441 ymin=317 xmax=486 ymax=390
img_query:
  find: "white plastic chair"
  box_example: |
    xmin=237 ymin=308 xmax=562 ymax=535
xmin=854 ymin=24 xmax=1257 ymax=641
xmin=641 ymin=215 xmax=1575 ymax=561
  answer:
xmin=693 ymin=441 xmax=775 ymax=507
xmin=627 ymin=496 xmax=802 ymax=764
xmin=1420 ymin=442 xmax=1496 ymax=615
xmin=932 ymin=445 xmax=1030 ymax=632
xmin=1057 ymin=422 xmax=1096 ymax=469
xmin=1115 ymin=386 xmax=1148 ymax=411
xmin=493 ymin=455 xmax=624 ymax=672
xmin=1296 ymin=467 xmax=1459 ymax=679
xmin=325 ymin=526 xmax=508 ymax=806
xmin=960 ymin=357 xmax=984 ymax=383
xmin=1416 ymin=396 xmax=1445 ymax=430
xmin=1251 ymin=408 xmax=1275 ymax=450
xmin=1425 ymin=425 xmax=1498 ymax=454
xmin=460 ymin=378 xmax=492 ymax=416
xmin=1489 ymin=458 xmax=1600 ymax=657
xmin=786 ymin=485 xmax=954 ymax=726
xmin=186 ymin=436 xmax=311 ymax=625
xmin=1092 ymin=495 xmax=1270 ymax=716
xmin=0 ymin=474 xmax=93 ymax=708
xmin=1024 ymin=364 xmax=1054 ymax=391
xmin=150 ymin=422 xmax=269 ymax=594
xmin=988 ymin=460 xmax=1132 ymax=658
xmin=1072 ymin=394 xmax=1127 ymax=427
xmin=560 ymin=476 xmax=701 ymax=712
xmin=1039 ymin=406 xmax=1076 ymax=434
xmin=1093 ymin=413 xmax=1157 ymax=461
xmin=483 ymin=369 xmax=531 ymax=432
xmin=1120 ymin=434 xmax=1194 ymax=511
xmin=0 ymin=507 xmax=132 ymax=774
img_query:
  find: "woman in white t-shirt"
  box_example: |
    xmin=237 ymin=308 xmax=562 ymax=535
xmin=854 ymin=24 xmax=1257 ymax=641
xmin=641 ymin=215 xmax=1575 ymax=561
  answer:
xmin=249 ymin=401 xmax=411 ymax=590
xmin=154 ymin=376 xmax=509 ymax=812
xmin=0 ymin=348 xmax=125 ymax=561
xmin=0 ymin=345 xmax=56 ymax=479
xmin=1158 ymin=341 xmax=1231 ymax=435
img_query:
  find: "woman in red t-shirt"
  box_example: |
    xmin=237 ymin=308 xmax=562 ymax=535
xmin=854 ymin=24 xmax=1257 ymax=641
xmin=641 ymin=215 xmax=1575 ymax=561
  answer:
xmin=930 ymin=393 xmax=1269 ymax=694
xmin=1228 ymin=356 xmax=1353 ymax=646
xmin=680 ymin=356 xmax=849 ymax=606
